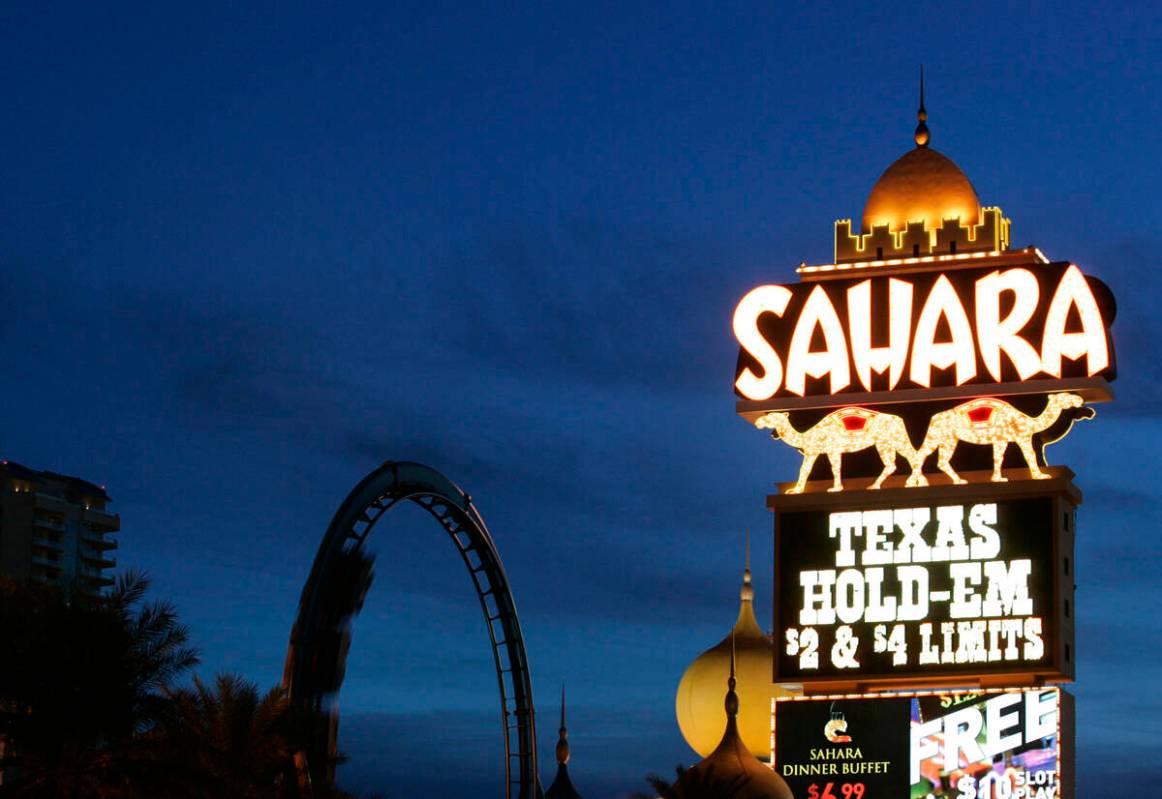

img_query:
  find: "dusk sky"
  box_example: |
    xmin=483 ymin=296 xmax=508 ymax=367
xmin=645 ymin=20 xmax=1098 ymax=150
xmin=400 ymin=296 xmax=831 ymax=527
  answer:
xmin=2 ymin=3 xmax=1160 ymax=797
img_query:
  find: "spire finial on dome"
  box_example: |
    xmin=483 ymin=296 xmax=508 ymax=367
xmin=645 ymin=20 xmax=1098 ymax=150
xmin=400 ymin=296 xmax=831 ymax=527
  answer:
xmin=740 ymin=532 xmax=754 ymax=603
xmin=547 ymin=684 xmax=583 ymax=798
xmin=555 ymin=684 xmax=570 ymax=765
xmin=725 ymin=634 xmax=740 ymax=718
xmin=915 ymin=65 xmax=930 ymax=148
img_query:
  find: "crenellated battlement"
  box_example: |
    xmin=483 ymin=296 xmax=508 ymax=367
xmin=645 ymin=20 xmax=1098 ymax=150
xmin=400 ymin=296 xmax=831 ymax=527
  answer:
xmin=835 ymin=207 xmax=1010 ymax=263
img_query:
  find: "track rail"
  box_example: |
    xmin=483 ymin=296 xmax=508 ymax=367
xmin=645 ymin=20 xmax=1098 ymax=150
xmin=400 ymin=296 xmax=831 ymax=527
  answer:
xmin=282 ymin=461 xmax=540 ymax=798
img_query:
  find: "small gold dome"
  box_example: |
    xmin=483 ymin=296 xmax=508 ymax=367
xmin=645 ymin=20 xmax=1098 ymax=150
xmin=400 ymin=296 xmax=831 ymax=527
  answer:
xmin=675 ymin=553 xmax=795 ymax=760
xmin=861 ymin=145 xmax=981 ymax=234
xmin=671 ymin=658 xmax=794 ymax=799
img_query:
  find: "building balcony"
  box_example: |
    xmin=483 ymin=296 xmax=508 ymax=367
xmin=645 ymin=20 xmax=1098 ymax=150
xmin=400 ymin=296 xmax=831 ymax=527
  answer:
xmin=81 ymin=530 xmax=118 ymax=550
xmin=32 ymin=533 xmax=64 ymax=550
xmin=32 ymin=516 xmax=65 ymax=531
xmin=80 ymin=573 xmax=115 ymax=589
xmin=82 ymin=508 xmax=119 ymax=531
xmin=32 ymin=492 xmax=68 ymax=512
xmin=30 ymin=564 xmax=64 ymax=582
xmin=81 ymin=551 xmax=116 ymax=570
xmin=30 ymin=551 xmax=62 ymax=567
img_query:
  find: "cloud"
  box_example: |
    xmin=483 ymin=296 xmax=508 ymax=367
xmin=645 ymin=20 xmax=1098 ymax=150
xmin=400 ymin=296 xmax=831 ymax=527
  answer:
xmin=418 ymin=223 xmax=742 ymax=393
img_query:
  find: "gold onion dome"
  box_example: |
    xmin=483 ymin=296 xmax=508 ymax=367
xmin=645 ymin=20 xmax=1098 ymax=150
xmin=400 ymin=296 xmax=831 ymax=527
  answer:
xmin=669 ymin=649 xmax=794 ymax=799
xmin=675 ymin=538 xmax=794 ymax=760
xmin=545 ymin=687 xmax=582 ymax=799
xmin=861 ymin=69 xmax=981 ymax=234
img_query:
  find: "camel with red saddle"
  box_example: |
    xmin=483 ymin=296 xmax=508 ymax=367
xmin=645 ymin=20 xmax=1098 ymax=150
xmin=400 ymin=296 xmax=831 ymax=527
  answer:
xmin=906 ymin=392 xmax=1087 ymax=485
xmin=755 ymin=407 xmax=916 ymax=494
xmin=755 ymin=392 xmax=1090 ymax=493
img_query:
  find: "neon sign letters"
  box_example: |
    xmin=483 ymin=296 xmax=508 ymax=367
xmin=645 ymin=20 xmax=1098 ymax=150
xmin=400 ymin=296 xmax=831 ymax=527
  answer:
xmin=734 ymin=263 xmax=1115 ymax=403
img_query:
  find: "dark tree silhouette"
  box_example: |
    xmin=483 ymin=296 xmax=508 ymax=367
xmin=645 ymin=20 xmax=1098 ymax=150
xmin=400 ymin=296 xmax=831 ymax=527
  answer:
xmin=146 ymin=675 xmax=301 ymax=798
xmin=0 ymin=572 xmax=199 ymax=797
xmin=0 ymin=575 xmax=384 ymax=799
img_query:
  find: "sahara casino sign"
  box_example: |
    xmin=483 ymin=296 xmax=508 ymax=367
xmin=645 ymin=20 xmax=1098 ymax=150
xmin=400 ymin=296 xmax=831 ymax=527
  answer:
xmin=773 ymin=688 xmax=1074 ymax=799
xmin=770 ymin=480 xmax=1076 ymax=688
xmin=733 ymin=260 xmax=1116 ymax=408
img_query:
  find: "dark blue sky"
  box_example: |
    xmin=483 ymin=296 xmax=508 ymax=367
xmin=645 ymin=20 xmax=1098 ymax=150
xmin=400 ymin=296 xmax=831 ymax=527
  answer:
xmin=2 ymin=3 xmax=1159 ymax=796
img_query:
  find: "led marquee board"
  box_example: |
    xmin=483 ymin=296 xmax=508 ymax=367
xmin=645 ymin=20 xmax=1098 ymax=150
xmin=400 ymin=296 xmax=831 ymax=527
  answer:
xmin=773 ymin=688 xmax=1075 ymax=799
xmin=771 ymin=476 xmax=1076 ymax=688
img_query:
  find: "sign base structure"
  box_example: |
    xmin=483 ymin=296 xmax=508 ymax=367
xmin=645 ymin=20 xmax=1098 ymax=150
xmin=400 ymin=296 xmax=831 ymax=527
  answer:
xmin=773 ymin=688 xmax=1075 ymax=799
xmin=769 ymin=468 xmax=1078 ymax=692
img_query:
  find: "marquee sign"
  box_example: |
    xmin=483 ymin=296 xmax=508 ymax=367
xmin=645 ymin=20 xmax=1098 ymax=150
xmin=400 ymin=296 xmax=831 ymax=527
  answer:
xmin=771 ymin=479 xmax=1076 ymax=688
xmin=720 ymin=118 xmax=1113 ymax=799
xmin=734 ymin=260 xmax=1116 ymax=408
xmin=773 ymin=688 xmax=1074 ymax=799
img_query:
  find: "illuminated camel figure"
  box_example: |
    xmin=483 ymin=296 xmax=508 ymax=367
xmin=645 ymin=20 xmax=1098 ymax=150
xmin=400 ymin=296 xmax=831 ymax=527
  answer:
xmin=907 ymin=392 xmax=1087 ymax=485
xmin=755 ymin=407 xmax=916 ymax=494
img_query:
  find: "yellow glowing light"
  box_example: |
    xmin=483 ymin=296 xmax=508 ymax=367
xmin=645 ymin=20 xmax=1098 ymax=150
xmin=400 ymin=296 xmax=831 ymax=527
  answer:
xmin=801 ymin=247 xmax=1046 ymax=274
xmin=757 ymin=393 xmax=1090 ymax=492
xmin=907 ymin=393 xmax=1086 ymax=485
xmin=784 ymin=285 xmax=850 ymax=396
xmin=909 ymin=275 xmax=977 ymax=388
xmin=847 ymin=278 xmax=913 ymax=391
xmin=756 ymin=406 xmax=916 ymax=494
xmin=975 ymin=268 xmax=1042 ymax=381
xmin=1040 ymin=264 xmax=1109 ymax=378
xmin=733 ymin=284 xmax=793 ymax=400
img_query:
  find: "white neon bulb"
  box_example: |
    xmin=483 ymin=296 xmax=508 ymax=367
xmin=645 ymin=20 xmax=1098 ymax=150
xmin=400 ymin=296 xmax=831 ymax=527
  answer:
xmin=909 ymin=275 xmax=977 ymax=388
xmin=785 ymin=284 xmax=851 ymax=396
xmin=847 ymin=278 xmax=913 ymax=391
xmin=1041 ymin=264 xmax=1110 ymax=377
xmin=733 ymin=284 xmax=793 ymax=400
xmin=975 ymin=268 xmax=1042 ymax=380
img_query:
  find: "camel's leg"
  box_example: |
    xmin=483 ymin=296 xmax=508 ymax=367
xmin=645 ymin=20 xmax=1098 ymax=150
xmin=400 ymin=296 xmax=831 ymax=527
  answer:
xmin=991 ymin=441 xmax=1009 ymax=482
xmin=906 ymin=446 xmax=931 ymax=487
xmin=871 ymin=443 xmax=896 ymax=489
xmin=826 ymin=451 xmax=843 ymax=492
xmin=790 ymin=453 xmax=818 ymax=494
xmin=938 ymin=445 xmax=966 ymax=484
xmin=1017 ymin=437 xmax=1049 ymax=479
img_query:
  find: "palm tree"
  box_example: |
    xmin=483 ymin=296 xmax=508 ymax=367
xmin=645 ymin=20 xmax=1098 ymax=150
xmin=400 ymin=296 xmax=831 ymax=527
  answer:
xmin=0 ymin=572 xmax=198 ymax=798
xmin=145 ymin=675 xmax=297 ymax=798
xmin=145 ymin=675 xmax=387 ymax=799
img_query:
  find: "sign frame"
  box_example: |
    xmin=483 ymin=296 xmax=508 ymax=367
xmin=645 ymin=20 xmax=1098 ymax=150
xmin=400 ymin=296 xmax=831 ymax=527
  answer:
xmin=769 ymin=468 xmax=1078 ymax=692
xmin=771 ymin=687 xmax=1076 ymax=799
xmin=733 ymin=257 xmax=1117 ymax=415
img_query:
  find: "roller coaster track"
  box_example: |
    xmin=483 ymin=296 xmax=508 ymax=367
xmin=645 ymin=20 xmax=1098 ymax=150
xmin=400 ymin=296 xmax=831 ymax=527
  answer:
xmin=283 ymin=461 xmax=540 ymax=798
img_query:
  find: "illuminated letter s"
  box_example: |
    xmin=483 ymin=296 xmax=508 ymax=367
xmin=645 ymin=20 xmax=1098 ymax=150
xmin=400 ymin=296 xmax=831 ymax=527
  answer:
xmin=734 ymin=285 xmax=793 ymax=400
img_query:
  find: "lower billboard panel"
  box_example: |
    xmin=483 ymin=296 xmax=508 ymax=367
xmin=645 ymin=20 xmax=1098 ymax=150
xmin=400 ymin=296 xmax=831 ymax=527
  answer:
xmin=773 ymin=688 xmax=1073 ymax=799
